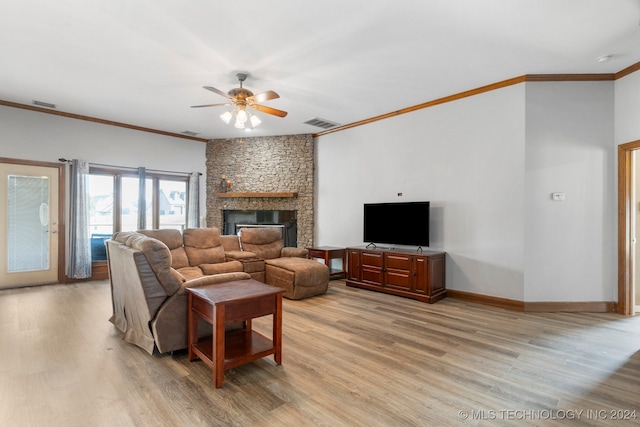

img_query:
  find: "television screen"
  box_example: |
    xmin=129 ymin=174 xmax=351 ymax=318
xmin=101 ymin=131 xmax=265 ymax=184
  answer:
xmin=363 ymin=201 xmax=430 ymax=247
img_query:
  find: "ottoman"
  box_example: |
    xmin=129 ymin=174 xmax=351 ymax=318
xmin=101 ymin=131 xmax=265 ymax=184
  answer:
xmin=265 ymin=257 xmax=329 ymax=299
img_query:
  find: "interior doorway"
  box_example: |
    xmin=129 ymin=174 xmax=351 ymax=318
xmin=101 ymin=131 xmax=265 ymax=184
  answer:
xmin=618 ymin=141 xmax=640 ymax=315
xmin=0 ymin=158 xmax=65 ymax=288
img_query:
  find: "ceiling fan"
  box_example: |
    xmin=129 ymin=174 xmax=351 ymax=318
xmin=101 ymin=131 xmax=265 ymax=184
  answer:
xmin=191 ymin=73 xmax=287 ymax=129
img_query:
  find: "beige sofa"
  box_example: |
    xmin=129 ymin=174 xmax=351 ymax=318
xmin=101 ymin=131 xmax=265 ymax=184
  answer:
xmin=106 ymin=226 xmax=329 ymax=354
xmin=106 ymin=228 xmax=250 ymax=355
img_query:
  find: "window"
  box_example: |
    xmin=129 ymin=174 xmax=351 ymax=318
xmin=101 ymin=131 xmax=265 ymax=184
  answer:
xmin=88 ymin=174 xmax=114 ymax=261
xmin=88 ymin=168 xmax=190 ymax=260
xmin=158 ymin=179 xmax=187 ymax=230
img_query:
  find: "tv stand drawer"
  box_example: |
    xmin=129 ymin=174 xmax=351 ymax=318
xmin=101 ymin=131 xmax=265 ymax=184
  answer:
xmin=346 ymin=247 xmax=447 ymax=304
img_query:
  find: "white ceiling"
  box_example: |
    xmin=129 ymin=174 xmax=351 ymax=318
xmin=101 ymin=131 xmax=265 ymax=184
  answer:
xmin=2 ymin=0 xmax=640 ymax=141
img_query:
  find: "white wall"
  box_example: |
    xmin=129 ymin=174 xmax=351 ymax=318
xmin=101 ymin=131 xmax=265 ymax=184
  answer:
xmin=0 ymin=105 xmax=208 ymax=223
xmin=615 ymin=71 xmax=640 ymax=145
xmin=615 ymin=70 xmax=640 ymax=308
xmin=523 ymin=82 xmax=615 ymax=302
xmin=316 ymin=85 xmax=527 ymax=300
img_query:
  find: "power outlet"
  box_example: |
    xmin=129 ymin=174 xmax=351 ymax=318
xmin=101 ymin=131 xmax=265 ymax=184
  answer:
xmin=551 ymin=192 xmax=565 ymax=201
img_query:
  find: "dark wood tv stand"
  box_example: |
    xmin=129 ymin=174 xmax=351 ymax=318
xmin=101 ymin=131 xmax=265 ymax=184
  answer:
xmin=346 ymin=246 xmax=446 ymax=303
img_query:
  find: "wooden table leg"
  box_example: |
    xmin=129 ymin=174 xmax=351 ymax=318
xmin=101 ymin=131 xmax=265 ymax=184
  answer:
xmin=188 ymin=293 xmax=196 ymax=361
xmin=273 ymin=294 xmax=282 ymax=365
xmin=213 ymin=304 xmax=226 ymax=388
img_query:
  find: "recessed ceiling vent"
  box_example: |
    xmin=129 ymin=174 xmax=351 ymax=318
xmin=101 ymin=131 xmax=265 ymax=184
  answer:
xmin=303 ymin=117 xmax=340 ymax=129
xmin=181 ymin=130 xmax=199 ymax=136
xmin=32 ymin=100 xmax=56 ymax=109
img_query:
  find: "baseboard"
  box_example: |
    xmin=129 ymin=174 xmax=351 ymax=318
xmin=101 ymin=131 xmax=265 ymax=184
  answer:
xmin=447 ymin=290 xmax=616 ymax=313
xmin=524 ymin=301 xmax=616 ymax=313
xmin=447 ymin=290 xmax=525 ymax=311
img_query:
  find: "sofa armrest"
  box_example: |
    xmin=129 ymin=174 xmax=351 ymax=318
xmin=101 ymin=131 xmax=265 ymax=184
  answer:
xmin=225 ymin=250 xmax=258 ymax=261
xmin=200 ymin=260 xmax=244 ymax=275
xmin=281 ymin=247 xmax=308 ymax=258
xmin=183 ymin=271 xmax=250 ymax=288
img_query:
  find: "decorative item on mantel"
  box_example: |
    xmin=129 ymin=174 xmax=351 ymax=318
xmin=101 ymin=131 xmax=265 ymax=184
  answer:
xmin=219 ymin=175 xmax=227 ymax=193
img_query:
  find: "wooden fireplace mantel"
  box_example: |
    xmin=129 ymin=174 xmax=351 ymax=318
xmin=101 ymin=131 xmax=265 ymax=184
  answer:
xmin=215 ymin=192 xmax=298 ymax=198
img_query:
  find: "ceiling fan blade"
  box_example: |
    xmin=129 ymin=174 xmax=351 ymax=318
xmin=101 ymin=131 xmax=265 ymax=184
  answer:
xmin=252 ymin=104 xmax=288 ymax=118
xmin=190 ymin=103 xmax=232 ymax=108
xmin=248 ymin=90 xmax=280 ymax=103
xmin=203 ymin=86 xmax=231 ymax=99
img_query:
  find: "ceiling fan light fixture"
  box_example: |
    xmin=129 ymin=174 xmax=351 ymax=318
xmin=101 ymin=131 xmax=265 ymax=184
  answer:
xmin=236 ymin=108 xmax=248 ymax=123
xmin=220 ymin=110 xmax=233 ymax=124
xmin=250 ymin=114 xmax=261 ymax=128
xmin=197 ymin=73 xmax=285 ymax=131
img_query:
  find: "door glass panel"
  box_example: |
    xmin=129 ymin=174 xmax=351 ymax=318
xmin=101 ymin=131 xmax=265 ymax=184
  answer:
xmin=159 ymin=179 xmax=186 ymax=231
xmin=88 ymin=174 xmax=114 ymax=261
xmin=7 ymin=175 xmax=49 ymax=272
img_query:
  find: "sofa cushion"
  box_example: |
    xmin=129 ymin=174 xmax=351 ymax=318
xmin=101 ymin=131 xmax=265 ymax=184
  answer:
xmin=239 ymin=227 xmax=284 ymax=260
xmin=265 ymin=257 xmax=329 ymax=287
xmin=138 ymin=229 xmax=189 ymax=269
xmin=220 ymin=234 xmax=241 ymax=252
xmin=183 ymin=228 xmax=226 ymax=265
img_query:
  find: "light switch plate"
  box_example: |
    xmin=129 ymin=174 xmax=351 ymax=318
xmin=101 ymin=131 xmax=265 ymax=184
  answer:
xmin=551 ymin=192 xmax=565 ymax=201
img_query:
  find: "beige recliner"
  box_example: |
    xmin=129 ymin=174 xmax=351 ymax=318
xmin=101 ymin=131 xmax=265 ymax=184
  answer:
xmin=239 ymin=227 xmax=329 ymax=299
xmin=106 ymin=229 xmax=250 ymax=354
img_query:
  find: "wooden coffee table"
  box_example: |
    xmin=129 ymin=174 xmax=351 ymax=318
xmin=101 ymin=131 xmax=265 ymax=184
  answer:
xmin=186 ymin=279 xmax=284 ymax=388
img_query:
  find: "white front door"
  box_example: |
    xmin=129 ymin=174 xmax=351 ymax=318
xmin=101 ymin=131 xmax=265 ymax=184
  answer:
xmin=0 ymin=162 xmax=60 ymax=288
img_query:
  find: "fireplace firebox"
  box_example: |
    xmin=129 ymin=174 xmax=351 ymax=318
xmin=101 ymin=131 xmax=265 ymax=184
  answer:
xmin=223 ymin=210 xmax=297 ymax=247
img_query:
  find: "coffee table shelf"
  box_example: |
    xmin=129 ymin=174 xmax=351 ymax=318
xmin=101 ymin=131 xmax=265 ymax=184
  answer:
xmin=192 ymin=330 xmax=276 ymax=370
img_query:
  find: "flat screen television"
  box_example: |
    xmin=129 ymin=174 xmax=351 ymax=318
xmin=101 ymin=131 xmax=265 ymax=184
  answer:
xmin=363 ymin=201 xmax=430 ymax=247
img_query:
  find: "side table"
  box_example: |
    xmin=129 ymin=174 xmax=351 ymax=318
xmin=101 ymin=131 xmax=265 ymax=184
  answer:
xmin=186 ymin=279 xmax=284 ymax=388
xmin=307 ymin=246 xmax=346 ymax=280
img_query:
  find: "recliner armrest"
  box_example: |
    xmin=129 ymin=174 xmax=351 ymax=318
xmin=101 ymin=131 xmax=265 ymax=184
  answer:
xmin=200 ymin=260 xmax=244 ymax=275
xmin=225 ymin=250 xmax=258 ymax=260
xmin=183 ymin=271 xmax=250 ymax=288
xmin=281 ymin=247 xmax=308 ymax=258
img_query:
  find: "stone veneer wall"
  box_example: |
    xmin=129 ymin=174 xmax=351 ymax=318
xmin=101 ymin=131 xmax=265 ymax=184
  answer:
xmin=205 ymin=134 xmax=315 ymax=248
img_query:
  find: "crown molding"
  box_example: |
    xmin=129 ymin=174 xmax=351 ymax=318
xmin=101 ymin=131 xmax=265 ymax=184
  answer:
xmin=315 ymin=60 xmax=640 ymax=138
xmin=0 ymin=99 xmax=208 ymax=143
xmin=525 ymin=74 xmax=615 ymax=81
xmin=314 ymin=76 xmax=527 ymax=137
xmin=615 ymin=61 xmax=640 ymax=79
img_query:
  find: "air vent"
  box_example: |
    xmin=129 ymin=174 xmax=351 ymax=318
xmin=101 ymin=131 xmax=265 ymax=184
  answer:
xmin=181 ymin=130 xmax=199 ymax=136
xmin=303 ymin=117 xmax=340 ymax=129
xmin=32 ymin=100 xmax=56 ymax=109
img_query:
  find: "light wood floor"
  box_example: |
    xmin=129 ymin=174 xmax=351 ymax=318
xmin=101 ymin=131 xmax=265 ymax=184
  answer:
xmin=1 ymin=280 xmax=639 ymax=427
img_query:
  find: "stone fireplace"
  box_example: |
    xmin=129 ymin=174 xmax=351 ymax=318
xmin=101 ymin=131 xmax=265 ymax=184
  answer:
xmin=205 ymin=134 xmax=315 ymax=248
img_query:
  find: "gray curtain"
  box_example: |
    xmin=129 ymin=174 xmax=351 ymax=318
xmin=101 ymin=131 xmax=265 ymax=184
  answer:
xmin=187 ymin=172 xmax=200 ymax=228
xmin=67 ymin=159 xmax=92 ymax=279
xmin=137 ymin=167 xmax=146 ymax=229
